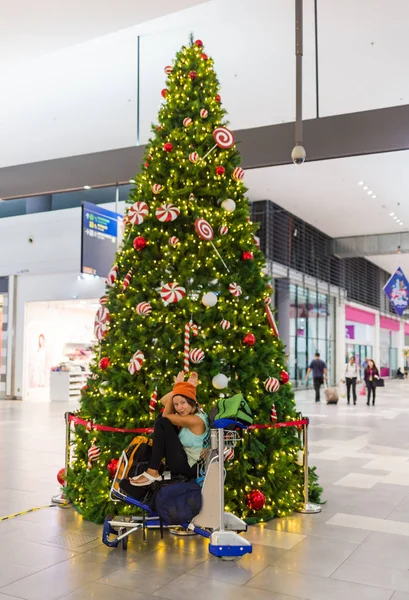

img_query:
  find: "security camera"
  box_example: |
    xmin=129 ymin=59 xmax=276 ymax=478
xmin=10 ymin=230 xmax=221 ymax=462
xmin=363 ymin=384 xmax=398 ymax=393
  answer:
xmin=28 ymin=236 xmax=34 ymax=244
xmin=291 ymin=145 xmax=306 ymax=165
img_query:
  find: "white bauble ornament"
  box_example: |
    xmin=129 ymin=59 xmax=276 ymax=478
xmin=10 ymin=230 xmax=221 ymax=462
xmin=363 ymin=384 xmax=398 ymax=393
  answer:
xmin=221 ymin=199 xmax=236 ymax=213
xmin=99 ymin=381 xmax=109 ymax=395
xmin=296 ymin=450 xmax=304 ymax=466
xmin=212 ymin=373 xmax=228 ymax=389
xmin=202 ymin=292 xmax=218 ymax=307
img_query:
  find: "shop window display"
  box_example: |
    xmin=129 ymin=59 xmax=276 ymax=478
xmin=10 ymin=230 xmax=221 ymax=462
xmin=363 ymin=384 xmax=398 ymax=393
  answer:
xmin=24 ymin=300 xmax=98 ymax=401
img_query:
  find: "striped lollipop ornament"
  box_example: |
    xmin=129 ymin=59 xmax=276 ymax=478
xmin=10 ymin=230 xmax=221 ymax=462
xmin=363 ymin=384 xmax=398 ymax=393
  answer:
xmin=184 ymin=320 xmax=199 ymax=372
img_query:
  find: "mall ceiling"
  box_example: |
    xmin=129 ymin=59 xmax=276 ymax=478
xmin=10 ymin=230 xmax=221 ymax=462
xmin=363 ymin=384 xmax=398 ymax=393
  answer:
xmin=0 ymin=0 xmax=209 ymax=67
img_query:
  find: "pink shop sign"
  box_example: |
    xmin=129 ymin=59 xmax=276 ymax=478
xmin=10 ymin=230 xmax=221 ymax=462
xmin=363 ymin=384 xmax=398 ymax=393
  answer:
xmin=345 ymin=325 xmax=355 ymax=340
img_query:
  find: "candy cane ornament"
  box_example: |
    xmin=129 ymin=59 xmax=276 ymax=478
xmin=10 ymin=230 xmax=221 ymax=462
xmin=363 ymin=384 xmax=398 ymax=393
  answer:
xmin=106 ymin=264 xmax=118 ymax=287
xmin=184 ymin=320 xmax=199 ymax=372
xmin=270 ymin=403 xmax=277 ymax=422
xmin=264 ymin=297 xmax=280 ymax=337
xmin=87 ymin=440 xmax=101 ymax=470
xmin=149 ymin=388 xmax=158 ymax=417
xmin=122 ymin=269 xmax=132 ymax=292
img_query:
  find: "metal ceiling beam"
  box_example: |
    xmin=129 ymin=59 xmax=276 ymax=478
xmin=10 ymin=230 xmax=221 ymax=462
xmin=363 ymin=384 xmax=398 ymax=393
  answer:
xmin=2 ymin=103 xmax=409 ymax=200
xmin=330 ymin=232 xmax=409 ymax=258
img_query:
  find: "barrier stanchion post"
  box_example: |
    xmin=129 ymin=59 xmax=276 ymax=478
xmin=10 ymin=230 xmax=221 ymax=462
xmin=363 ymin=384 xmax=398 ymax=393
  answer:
xmin=51 ymin=412 xmax=72 ymax=506
xmin=297 ymin=417 xmax=321 ymax=514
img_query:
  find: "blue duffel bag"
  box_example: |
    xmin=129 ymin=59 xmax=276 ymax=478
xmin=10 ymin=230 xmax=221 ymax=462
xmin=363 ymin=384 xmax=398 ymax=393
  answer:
xmin=153 ymin=481 xmax=202 ymax=525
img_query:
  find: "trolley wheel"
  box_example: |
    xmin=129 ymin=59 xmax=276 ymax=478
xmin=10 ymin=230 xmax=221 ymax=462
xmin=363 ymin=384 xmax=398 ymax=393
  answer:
xmin=120 ymin=528 xmax=128 ymax=550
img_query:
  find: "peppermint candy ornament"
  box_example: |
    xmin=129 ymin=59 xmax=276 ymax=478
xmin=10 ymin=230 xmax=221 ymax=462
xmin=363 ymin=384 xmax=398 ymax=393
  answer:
xmin=94 ymin=306 xmax=110 ymax=340
xmin=156 ymin=204 xmax=180 ymax=222
xmin=229 ymin=282 xmax=242 ymax=297
xmin=152 ymin=184 xmax=163 ymax=195
xmin=189 ymin=348 xmax=205 ymax=364
xmin=128 ymin=351 xmax=144 ymax=375
xmin=183 ymin=117 xmax=193 ymax=127
xmin=164 ymin=65 xmax=173 ymax=74
xmin=233 ymin=167 xmax=245 ymax=181
xmin=128 ymin=202 xmax=149 ymax=225
xmin=169 ymin=236 xmax=179 ymax=247
xmin=106 ymin=264 xmax=118 ymax=287
xmin=200 ymin=108 xmax=208 ymax=118
xmin=265 ymin=377 xmax=280 ymax=393
xmin=160 ymin=282 xmax=186 ymax=303
xmin=189 ymin=152 xmax=200 ymax=163
xmin=136 ymin=302 xmax=152 ymax=316
xmin=87 ymin=441 xmax=101 ymax=470
xmin=219 ymin=225 xmax=229 ymax=235
xmin=99 ymin=295 xmax=108 ymax=305
xmin=220 ymin=319 xmax=231 ymax=330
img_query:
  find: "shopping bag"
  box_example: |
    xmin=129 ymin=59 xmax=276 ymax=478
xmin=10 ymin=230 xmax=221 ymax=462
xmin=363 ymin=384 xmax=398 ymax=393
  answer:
xmin=339 ymin=381 xmax=346 ymax=398
xmin=359 ymin=383 xmax=366 ymax=396
xmin=375 ymin=378 xmax=385 ymax=387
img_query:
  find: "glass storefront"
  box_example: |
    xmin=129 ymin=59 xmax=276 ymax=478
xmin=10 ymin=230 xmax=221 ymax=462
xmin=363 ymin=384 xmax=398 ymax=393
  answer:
xmin=0 ymin=277 xmax=9 ymax=398
xmin=380 ymin=329 xmax=398 ymax=377
xmin=288 ymin=284 xmax=335 ymax=388
xmin=345 ymin=344 xmax=373 ymax=378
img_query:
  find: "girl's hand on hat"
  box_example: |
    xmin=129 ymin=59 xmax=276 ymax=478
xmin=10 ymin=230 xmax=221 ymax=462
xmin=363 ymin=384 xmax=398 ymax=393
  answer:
xmin=187 ymin=372 xmax=199 ymax=387
xmin=174 ymin=371 xmax=185 ymax=384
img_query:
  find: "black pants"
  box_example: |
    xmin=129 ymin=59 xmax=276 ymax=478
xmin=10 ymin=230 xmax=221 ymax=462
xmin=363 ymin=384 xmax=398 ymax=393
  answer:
xmin=346 ymin=377 xmax=357 ymax=403
xmin=149 ymin=416 xmax=197 ymax=478
xmin=366 ymin=381 xmax=376 ymax=405
xmin=313 ymin=377 xmax=323 ymax=402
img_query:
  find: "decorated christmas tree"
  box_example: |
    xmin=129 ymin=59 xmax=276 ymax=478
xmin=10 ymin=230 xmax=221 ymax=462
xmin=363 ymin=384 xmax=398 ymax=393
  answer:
xmin=66 ymin=35 xmax=321 ymax=524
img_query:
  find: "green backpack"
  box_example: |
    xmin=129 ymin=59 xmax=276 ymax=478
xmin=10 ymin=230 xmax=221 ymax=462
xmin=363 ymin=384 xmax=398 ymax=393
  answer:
xmin=212 ymin=393 xmax=253 ymax=426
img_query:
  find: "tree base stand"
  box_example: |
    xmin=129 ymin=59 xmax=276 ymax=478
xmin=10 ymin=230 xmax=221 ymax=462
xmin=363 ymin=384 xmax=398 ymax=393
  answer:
xmin=169 ymin=526 xmax=197 ymax=536
xmin=297 ymin=502 xmax=322 ymax=514
xmin=51 ymin=492 xmax=72 ymax=507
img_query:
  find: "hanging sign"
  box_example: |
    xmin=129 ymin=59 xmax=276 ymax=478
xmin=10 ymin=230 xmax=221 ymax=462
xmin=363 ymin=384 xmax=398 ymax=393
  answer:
xmin=383 ymin=266 xmax=409 ymax=316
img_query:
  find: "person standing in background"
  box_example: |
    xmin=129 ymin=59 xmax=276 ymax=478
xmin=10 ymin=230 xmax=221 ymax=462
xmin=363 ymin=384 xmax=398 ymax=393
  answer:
xmin=364 ymin=359 xmax=379 ymax=406
xmin=306 ymin=352 xmax=327 ymax=403
xmin=345 ymin=356 xmax=359 ymax=405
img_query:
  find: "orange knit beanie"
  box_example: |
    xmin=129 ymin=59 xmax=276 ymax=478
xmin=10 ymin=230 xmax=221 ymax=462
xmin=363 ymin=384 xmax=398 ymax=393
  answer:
xmin=172 ymin=382 xmax=197 ymax=402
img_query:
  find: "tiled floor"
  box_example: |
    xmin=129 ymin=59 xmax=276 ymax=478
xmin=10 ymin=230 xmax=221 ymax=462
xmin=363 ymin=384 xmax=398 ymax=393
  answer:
xmin=1 ymin=381 xmax=409 ymax=599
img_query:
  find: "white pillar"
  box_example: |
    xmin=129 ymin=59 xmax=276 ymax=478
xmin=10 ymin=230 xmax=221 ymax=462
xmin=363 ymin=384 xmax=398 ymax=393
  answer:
xmin=374 ymin=311 xmax=381 ymax=368
xmin=335 ymin=295 xmax=346 ymax=384
xmin=398 ymin=319 xmax=405 ymax=370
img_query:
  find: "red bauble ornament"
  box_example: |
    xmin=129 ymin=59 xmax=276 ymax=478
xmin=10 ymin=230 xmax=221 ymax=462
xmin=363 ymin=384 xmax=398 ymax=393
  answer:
xmin=216 ymin=166 xmax=225 ymax=176
xmin=245 ymin=489 xmax=266 ymax=511
xmin=215 ymin=94 xmax=221 ymax=102
xmin=57 ymin=468 xmax=65 ymax=486
xmin=243 ymin=333 xmax=256 ymax=346
xmin=133 ymin=236 xmax=148 ymax=251
xmin=189 ymin=70 xmax=198 ymax=80
xmin=161 ymin=88 xmax=168 ymax=98
xmin=242 ymin=251 xmax=254 ymax=261
xmin=163 ymin=142 xmax=173 ymax=152
xmin=144 ymin=162 xmax=149 ymax=168
xmin=195 ymin=39 xmax=203 ymax=47
xmin=99 ymin=357 xmax=110 ymax=370
xmin=107 ymin=458 xmax=119 ymax=479
xmin=200 ymin=53 xmax=208 ymax=60
xmin=280 ymin=370 xmax=290 ymax=384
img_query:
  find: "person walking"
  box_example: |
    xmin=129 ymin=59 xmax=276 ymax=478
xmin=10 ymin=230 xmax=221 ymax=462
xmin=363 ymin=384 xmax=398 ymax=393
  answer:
xmin=364 ymin=359 xmax=379 ymax=406
xmin=345 ymin=356 xmax=359 ymax=405
xmin=306 ymin=352 xmax=327 ymax=403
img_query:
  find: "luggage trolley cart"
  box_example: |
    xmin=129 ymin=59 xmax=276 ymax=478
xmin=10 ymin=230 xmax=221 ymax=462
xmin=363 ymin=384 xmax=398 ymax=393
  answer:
xmin=102 ymin=419 xmax=252 ymax=559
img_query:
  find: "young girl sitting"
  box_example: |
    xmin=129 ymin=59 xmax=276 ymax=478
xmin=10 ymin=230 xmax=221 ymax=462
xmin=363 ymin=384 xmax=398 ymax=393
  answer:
xmin=129 ymin=371 xmax=209 ymax=486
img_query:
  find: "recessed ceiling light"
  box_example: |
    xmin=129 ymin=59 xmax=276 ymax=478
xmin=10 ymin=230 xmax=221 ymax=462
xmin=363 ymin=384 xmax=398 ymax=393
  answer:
xmin=400 ymin=223 xmax=404 ymax=226
xmin=390 ymin=212 xmax=395 ymax=216
xmin=372 ymin=195 xmax=376 ymax=198
xmin=368 ymin=190 xmax=372 ymax=194
xmin=358 ymin=181 xmax=364 ymax=185
xmin=363 ymin=186 xmax=368 ymax=190
xmin=84 ymin=185 xmax=91 ymax=190
xmin=397 ymin=220 xmax=401 ymax=224
xmin=394 ymin=216 xmax=398 ymax=220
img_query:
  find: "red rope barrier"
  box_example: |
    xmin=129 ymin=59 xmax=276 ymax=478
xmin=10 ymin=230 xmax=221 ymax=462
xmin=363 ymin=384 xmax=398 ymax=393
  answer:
xmin=68 ymin=413 xmax=307 ymax=434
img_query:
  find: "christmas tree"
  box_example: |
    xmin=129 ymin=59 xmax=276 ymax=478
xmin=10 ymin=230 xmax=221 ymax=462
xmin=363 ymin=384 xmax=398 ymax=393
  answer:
xmin=66 ymin=36 xmax=321 ymax=524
